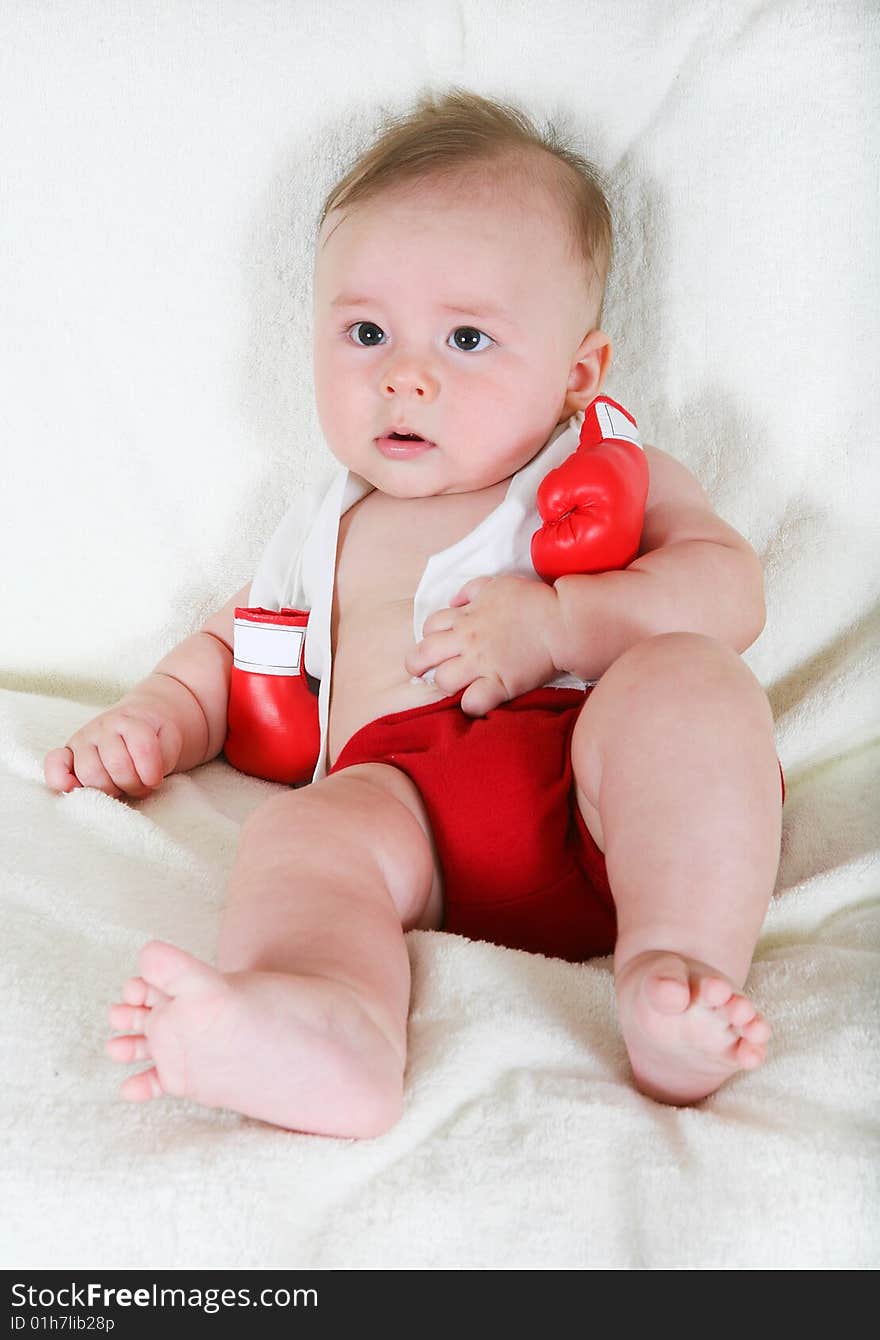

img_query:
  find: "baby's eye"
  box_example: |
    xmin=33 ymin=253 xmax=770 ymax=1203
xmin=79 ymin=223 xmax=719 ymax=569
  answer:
xmin=345 ymin=321 xmax=494 ymax=352
xmin=448 ymin=326 xmax=493 ymax=353
xmin=347 ymin=321 xmax=386 ymax=348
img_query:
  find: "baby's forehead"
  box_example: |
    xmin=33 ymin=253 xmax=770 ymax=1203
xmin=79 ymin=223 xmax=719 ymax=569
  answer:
xmin=320 ymin=154 xmax=569 ymax=248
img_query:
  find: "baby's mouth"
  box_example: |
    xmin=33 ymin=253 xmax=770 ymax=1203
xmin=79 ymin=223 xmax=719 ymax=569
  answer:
xmin=376 ymin=431 xmax=436 ymax=456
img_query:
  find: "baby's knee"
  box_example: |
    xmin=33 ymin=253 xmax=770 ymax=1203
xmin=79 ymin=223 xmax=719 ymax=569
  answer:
xmin=627 ymin=630 xmax=739 ymax=672
xmin=236 ymin=788 xmax=308 ymax=854
xmin=589 ymin=634 xmax=773 ymax=748
xmin=619 ymin=632 xmax=762 ymax=697
xmin=642 ymin=634 xmax=775 ymax=739
xmin=239 ymin=778 xmax=353 ymax=846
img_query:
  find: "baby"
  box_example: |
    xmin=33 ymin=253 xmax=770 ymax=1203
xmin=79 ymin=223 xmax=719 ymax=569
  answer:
xmin=43 ymin=90 xmax=784 ymax=1136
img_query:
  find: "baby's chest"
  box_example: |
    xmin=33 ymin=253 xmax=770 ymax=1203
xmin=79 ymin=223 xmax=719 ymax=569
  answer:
xmin=333 ymin=488 xmax=504 ymax=613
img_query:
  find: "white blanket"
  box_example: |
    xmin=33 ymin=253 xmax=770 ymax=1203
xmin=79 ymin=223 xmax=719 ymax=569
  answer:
xmin=2 ymin=0 xmax=878 ymax=1269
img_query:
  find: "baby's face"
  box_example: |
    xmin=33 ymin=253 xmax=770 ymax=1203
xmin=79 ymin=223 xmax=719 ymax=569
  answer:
xmin=312 ymin=177 xmax=610 ymax=498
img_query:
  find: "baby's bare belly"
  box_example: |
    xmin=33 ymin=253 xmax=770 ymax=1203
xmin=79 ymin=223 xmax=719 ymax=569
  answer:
xmin=325 ymin=483 xmax=510 ymax=771
xmin=326 ymin=599 xmax=446 ymax=770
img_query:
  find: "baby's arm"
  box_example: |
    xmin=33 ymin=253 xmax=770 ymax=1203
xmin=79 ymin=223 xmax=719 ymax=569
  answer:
xmin=545 ymin=443 xmax=766 ymax=682
xmin=407 ymin=443 xmax=766 ymax=715
xmin=43 ymin=582 xmax=249 ymax=797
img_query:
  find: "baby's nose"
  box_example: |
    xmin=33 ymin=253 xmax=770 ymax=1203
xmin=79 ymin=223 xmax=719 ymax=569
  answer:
xmin=379 ymin=357 xmax=438 ymax=400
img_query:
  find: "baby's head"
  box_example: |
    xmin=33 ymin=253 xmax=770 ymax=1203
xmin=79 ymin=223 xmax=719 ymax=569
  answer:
xmin=312 ymin=88 xmax=613 ymax=498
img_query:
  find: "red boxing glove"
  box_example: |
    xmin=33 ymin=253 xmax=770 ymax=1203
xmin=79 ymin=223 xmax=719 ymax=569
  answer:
xmin=224 ymin=607 xmax=321 ymax=785
xmin=531 ymin=395 xmax=649 ymax=583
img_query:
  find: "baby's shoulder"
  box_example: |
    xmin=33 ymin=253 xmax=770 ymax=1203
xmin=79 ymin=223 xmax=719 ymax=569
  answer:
xmin=641 ymin=442 xmax=712 ymax=514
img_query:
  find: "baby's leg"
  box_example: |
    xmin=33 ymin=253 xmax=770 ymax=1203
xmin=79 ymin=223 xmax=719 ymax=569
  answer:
xmin=107 ymin=764 xmax=443 ymax=1137
xmin=570 ymin=632 xmax=783 ymax=1105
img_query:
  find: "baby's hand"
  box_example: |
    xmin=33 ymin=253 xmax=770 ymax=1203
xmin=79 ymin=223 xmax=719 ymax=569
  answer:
xmin=404 ymin=574 xmax=559 ymax=716
xmin=43 ymin=699 xmax=184 ymax=799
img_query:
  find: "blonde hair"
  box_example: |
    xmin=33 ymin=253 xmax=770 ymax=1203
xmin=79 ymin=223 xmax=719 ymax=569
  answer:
xmin=317 ymin=87 xmax=613 ymax=327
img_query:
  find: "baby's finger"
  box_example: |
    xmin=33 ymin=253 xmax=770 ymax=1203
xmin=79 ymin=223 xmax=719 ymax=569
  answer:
xmin=406 ymin=628 xmax=461 ymax=677
xmin=117 ymin=717 xmax=166 ymax=790
xmin=421 ymin=607 xmax=459 ymax=636
xmin=96 ymin=731 xmax=155 ymax=797
xmin=43 ymin=746 xmax=84 ymax=793
xmin=459 ymin=676 xmax=506 ymax=718
xmin=450 ymin=576 xmax=493 ymax=606
xmin=68 ymin=741 xmax=125 ymax=797
xmin=431 ymin=655 xmax=474 ymax=699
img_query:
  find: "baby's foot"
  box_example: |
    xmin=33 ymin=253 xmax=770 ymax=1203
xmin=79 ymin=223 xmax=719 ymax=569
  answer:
xmin=106 ymin=940 xmax=404 ymax=1137
xmin=614 ymin=950 xmax=771 ymax=1106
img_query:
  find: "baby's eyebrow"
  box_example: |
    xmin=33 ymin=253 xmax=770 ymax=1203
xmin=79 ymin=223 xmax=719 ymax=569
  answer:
xmin=331 ymin=293 xmax=514 ymax=324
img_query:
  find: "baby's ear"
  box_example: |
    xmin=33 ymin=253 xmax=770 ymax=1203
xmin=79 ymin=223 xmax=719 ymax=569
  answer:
xmin=562 ymin=330 xmax=613 ymax=416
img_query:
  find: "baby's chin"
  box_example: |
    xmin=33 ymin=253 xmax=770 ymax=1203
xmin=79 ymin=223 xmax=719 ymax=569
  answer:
xmin=372 ymin=476 xmax=467 ymax=500
xmin=369 ymin=469 xmax=509 ymax=500
xmin=328 ymin=448 xmax=455 ymax=498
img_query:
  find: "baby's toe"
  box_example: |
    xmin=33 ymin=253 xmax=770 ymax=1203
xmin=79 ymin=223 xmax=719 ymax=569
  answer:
xmin=724 ymin=993 xmax=758 ymax=1028
xmin=644 ymin=954 xmax=691 ymax=1014
xmin=108 ymin=1002 xmax=151 ymax=1032
xmin=119 ymin=1066 xmax=164 ymax=1101
xmin=106 ymin=1034 xmax=151 ymax=1063
xmin=740 ymin=1012 xmax=771 ymax=1045
xmin=121 ymin=975 xmax=169 ymax=1009
xmin=695 ymin=974 xmax=733 ymax=1009
xmin=733 ymin=1037 xmax=766 ymax=1070
xmin=138 ymin=939 xmax=217 ymax=996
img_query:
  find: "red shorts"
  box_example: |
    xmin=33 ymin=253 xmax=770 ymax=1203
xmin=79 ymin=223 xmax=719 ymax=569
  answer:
xmin=328 ymin=687 xmax=787 ymax=964
xmin=328 ymin=686 xmax=617 ymax=962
